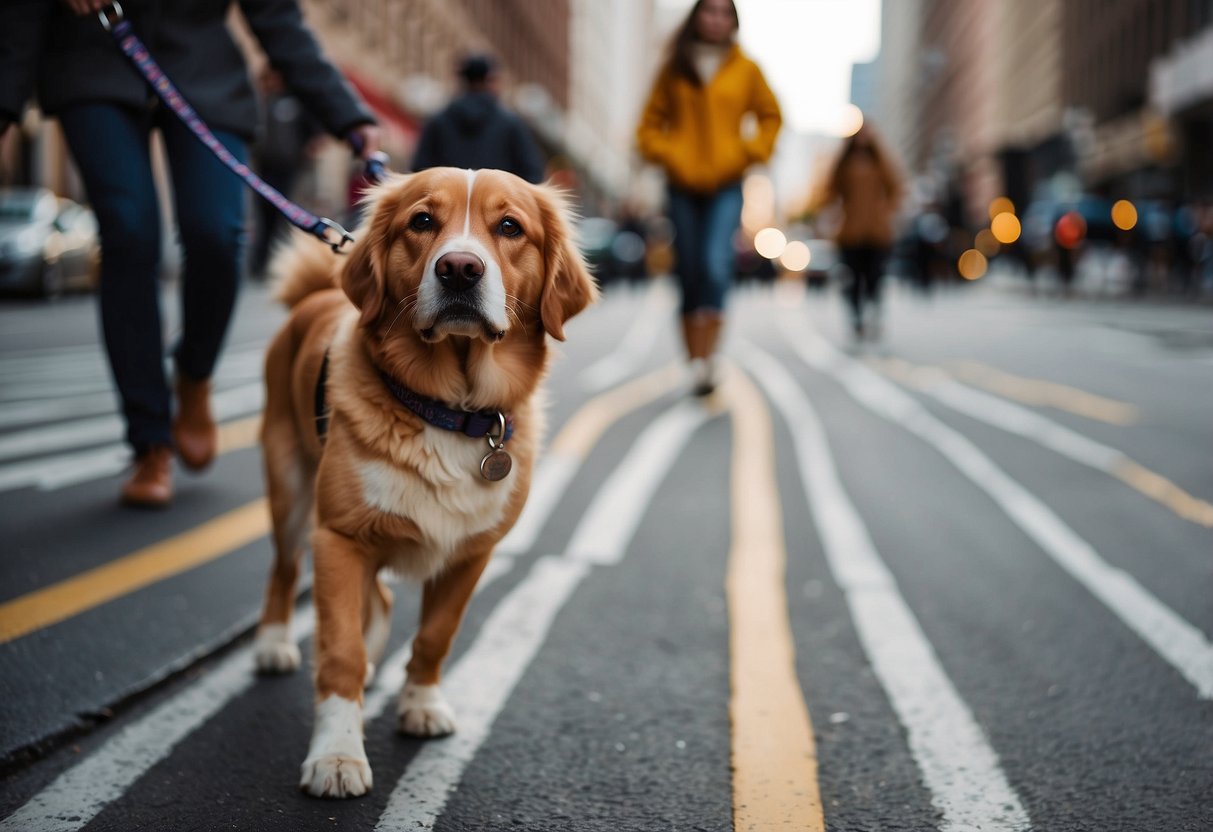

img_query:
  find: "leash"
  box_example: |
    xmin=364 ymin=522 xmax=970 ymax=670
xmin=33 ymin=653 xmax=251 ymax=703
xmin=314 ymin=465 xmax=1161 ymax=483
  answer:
xmin=97 ymin=2 xmax=388 ymax=253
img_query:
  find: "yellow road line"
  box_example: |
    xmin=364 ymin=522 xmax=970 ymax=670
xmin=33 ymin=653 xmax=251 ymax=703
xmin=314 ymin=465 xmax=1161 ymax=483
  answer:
xmin=216 ymin=414 xmax=261 ymax=454
xmin=871 ymin=357 xmax=1213 ymax=529
xmin=946 ymin=359 xmax=1139 ymax=425
xmin=0 ymin=499 xmax=269 ymax=644
xmin=726 ymin=367 xmax=825 ymax=831
xmin=0 ymin=363 xmax=682 ymax=644
xmin=549 ymin=361 xmax=683 ymax=457
xmin=1115 ymin=461 xmax=1213 ymax=528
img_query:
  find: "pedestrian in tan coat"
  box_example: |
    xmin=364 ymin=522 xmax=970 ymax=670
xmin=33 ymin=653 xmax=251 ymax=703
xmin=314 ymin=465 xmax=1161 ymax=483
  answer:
xmin=821 ymin=124 xmax=904 ymax=339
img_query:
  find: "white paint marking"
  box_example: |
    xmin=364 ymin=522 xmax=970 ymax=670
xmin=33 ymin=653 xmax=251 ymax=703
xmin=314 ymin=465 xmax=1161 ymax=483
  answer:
xmin=495 ymin=453 xmax=579 ymax=557
xmin=783 ymin=321 xmax=1213 ymax=699
xmin=374 ymin=556 xmax=588 ymax=830
xmin=0 ymin=609 xmax=316 ymax=832
xmin=0 ymin=383 xmax=263 ymax=492
xmin=374 ymin=400 xmax=710 ymax=829
xmin=739 ymin=343 xmax=1031 ymax=831
xmin=565 ymin=401 xmax=710 ymax=564
xmin=907 ymin=368 xmax=1126 ymax=471
xmin=578 ymin=280 xmax=676 ymax=392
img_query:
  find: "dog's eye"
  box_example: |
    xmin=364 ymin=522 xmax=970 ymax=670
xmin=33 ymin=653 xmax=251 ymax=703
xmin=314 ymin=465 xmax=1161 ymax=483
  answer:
xmin=498 ymin=217 xmax=523 ymax=238
xmin=409 ymin=212 xmax=433 ymax=231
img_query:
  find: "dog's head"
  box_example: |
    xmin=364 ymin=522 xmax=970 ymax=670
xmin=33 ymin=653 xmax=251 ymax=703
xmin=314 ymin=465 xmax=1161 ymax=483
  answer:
xmin=341 ymin=167 xmax=598 ymax=346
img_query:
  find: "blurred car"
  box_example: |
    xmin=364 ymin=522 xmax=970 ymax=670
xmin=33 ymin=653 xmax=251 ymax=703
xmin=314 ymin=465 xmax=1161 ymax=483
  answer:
xmin=0 ymin=188 xmax=100 ymax=298
xmin=804 ymin=238 xmax=838 ymax=287
xmin=576 ymin=216 xmax=619 ymax=281
xmin=577 ymin=216 xmax=650 ymax=286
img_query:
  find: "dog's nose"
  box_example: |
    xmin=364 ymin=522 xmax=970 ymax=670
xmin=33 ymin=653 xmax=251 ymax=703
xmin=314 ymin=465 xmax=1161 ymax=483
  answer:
xmin=435 ymin=251 xmax=485 ymax=293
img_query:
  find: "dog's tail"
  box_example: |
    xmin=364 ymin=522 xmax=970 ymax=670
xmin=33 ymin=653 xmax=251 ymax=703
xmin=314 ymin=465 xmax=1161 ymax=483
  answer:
xmin=270 ymin=229 xmax=341 ymax=308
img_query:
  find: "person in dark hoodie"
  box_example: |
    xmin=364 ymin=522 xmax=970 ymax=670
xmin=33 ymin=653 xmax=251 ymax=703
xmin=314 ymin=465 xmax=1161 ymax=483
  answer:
xmin=0 ymin=0 xmax=378 ymax=508
xmin=411 ymin=53 xmax=545 ymax=183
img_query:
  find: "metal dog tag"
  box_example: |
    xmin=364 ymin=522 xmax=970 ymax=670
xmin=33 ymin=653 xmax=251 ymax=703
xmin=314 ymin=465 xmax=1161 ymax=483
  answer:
xmin=480 ymin=449 xmax=512 ymax=482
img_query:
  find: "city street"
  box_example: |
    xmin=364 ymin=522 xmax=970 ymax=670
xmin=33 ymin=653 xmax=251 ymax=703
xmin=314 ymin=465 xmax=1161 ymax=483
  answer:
xmin=0 ymin=277 xmax=1210 ymax=831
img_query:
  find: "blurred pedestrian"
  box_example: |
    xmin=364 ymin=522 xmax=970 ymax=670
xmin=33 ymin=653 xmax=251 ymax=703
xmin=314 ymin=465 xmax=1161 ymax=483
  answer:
xmin=0 ymin=0 xmax=379 ymax=507
xmin=411 ymin=53 xmax=545 ymax=184
xmin=636 ymin=0 xmax=781 ymax=396
xmin=820 ymin=123 xmax=904 ymax=339
xmin=248 ymin=65 xmax=321 ymax=278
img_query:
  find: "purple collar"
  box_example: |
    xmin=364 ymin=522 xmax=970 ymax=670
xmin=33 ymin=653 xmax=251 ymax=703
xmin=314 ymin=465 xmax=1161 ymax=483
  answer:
xmin=377 ymin=370 xmax=514 ymax=443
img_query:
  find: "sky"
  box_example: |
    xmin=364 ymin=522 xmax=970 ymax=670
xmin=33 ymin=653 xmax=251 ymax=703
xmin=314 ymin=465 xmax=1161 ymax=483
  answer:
xmin=658 ymin=0 xmax=882 ymax=136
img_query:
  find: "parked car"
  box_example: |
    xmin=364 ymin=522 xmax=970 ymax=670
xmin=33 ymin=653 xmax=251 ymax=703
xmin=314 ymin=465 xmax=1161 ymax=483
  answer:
xmin=804 ymin=238 xmax=839 ymax=288
xmin=0 ymin=188 xmax=100 ymax=298
xmin=577 ymin=216 xmax=619 ymax=282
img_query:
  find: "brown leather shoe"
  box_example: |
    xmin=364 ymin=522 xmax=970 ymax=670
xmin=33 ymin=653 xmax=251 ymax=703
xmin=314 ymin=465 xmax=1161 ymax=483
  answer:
xmin=121 ymin=446 xmax=173 ymax=508
xmin=173 ymin=375 xmax=218 ymax=471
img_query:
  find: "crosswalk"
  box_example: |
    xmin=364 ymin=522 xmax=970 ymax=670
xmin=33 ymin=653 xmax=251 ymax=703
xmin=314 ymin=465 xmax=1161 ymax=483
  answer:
xmin=0 ymin=343 xmax=266 ymax=493
xmin=2 ymin=287 xmax=1209 ymax=830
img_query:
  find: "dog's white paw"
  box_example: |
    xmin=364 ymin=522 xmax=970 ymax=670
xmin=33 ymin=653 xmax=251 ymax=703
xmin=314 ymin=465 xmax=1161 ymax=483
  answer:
xmin=364 ymin=662 xmax=376 ymax=688
xmin=397 ymin=682 xmax=457 ymax=737
xmin=300 ymin=754 xmax=372 ymax=799
xmin=253 ymin=624 xmax=301 ymax=673
xmin=301 ymin=695 xmax=371 ymax=799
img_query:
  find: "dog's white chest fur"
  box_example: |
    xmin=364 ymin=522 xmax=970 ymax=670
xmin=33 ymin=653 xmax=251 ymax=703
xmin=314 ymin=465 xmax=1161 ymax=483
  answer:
xmin=358 ymin=427 xmax=513 ymax=578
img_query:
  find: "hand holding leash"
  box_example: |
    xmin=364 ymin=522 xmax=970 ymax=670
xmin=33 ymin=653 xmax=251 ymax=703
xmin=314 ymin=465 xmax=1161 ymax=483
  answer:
xmin=96 ymin=1 xmax=386 ymax=253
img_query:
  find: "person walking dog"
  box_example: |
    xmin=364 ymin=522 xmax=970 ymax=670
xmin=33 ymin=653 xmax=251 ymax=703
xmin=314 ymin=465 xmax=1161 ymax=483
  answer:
xmin=636 ymin=0 xmax=781 ymax=396
xmin=0 ymin=0 xmax=379 ymax=507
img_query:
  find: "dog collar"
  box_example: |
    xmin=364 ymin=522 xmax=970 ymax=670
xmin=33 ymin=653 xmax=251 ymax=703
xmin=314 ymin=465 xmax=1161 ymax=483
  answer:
xmin=377 ymin=370 xmax=515 ymax=444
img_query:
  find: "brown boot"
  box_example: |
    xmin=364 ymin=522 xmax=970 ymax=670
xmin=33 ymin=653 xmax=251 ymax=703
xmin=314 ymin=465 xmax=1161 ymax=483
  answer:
xmin=173 ymin=375 xmax=218 ymax=471
xmin=121 ymin=446 xmax=174 ymax=508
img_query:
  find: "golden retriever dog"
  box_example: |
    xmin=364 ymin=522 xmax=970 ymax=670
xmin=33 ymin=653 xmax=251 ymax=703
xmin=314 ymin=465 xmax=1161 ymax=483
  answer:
xmin=250 ymin=167 xmax=597 ymax=798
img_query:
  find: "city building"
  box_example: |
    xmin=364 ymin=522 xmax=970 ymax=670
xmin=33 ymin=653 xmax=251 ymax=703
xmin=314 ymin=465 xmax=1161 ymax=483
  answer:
xmin=1065 ymin=0 xmax=1213 ymax=200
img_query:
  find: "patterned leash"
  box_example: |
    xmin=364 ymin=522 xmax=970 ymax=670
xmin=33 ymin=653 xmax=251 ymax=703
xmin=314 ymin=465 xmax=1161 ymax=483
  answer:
xmin=98 ymin=2 xmax=388 ymax=253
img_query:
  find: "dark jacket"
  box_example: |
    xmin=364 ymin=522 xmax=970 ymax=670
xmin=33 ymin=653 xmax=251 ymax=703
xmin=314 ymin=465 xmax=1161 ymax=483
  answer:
xmin=0 ymin=0 xmax=372 ymax=141
xmin=411 ymin=90 xmax=544 ymax=184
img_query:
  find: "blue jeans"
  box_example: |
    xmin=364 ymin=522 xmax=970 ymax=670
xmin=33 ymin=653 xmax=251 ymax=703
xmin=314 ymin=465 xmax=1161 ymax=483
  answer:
xmin=59 ymin=103 xmax=246 ymax=454
xmin=667 ymin=183 xmax=743 ymax=314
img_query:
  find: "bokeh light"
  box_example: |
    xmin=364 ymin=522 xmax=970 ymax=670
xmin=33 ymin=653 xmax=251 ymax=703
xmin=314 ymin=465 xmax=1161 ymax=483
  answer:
xmin=957 ymin=249 xmax=988 ymax=280
xmin=780 ymin=240 xmax=811 ymax=272
xmin=1112 ymin=199 xmax=1138 ymax=231
xmin=838 ymin=104 xmax=864 ymax=138
xmin=991 ymin=212 xmax=1022 ymax=244
xmin=1054 ymin=211 xmax=1087 ymax=249
xmin=988 ymin=197 xmax=1015 ymax=221
xmin=975 ymin=229 xmax=1000 ymax=257
xmin=754 ymin=227 xmax=788 ymax=259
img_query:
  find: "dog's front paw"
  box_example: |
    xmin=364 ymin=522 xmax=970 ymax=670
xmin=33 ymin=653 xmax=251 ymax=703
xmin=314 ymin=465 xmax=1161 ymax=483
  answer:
xmin=397 ymin=682 xmax=457 ymax=737
xmin=301 ymin=695 xmax=370 ymax=798
xmin=300 ymin=754 xmax=372 ymax=798
xmin=253 ymin=624 xmax=301 ymax=673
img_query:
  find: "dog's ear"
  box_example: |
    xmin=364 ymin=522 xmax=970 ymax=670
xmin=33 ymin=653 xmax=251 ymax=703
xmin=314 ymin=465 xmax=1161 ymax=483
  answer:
xmin=340 ymin=177 xmax=406 ymax=329
xmin=535 ymin=184 xmax=599 ymax=341
xmin=340 ymin=234 xmax=384 ymax=329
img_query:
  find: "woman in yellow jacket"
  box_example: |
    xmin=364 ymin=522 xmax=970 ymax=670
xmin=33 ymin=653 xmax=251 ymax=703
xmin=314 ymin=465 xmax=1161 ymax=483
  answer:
xmin=636 ymin=0 xmax=781 ymax=395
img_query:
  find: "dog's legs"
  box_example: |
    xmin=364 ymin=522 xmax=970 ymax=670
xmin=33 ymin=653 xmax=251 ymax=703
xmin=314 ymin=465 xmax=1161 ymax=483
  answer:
xmin=300 ymin=526 xmax=374 ymax=799
xmin=254 ymin=437 xmax=313 ymax=674
xmin=362 ymin=574 xmax=393 ymax=687
xmin=398 ymin=549 xmax=492 ymax=737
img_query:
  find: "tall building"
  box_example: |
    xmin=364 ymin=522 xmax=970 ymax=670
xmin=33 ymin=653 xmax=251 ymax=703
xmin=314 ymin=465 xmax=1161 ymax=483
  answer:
xmin=873 ymin=0 xmax=922 ymax=193
xmin=1064 ymin=0 xmax=1213 ymax=199
xmin=873 ymin=0 xmax=1213 ymax=225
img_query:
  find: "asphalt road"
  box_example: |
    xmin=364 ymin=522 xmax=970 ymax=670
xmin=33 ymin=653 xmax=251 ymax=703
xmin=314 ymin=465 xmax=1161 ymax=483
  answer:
xmin=1 ymin=276 xmax=1210 ymax=831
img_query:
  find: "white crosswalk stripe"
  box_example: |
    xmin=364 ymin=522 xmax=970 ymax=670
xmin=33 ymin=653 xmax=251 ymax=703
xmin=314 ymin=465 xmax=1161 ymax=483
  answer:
xmin=778 ymin=313 xmax=1213 ymax=700
xmin=740 ymin=343 xmax=1032 ymax=831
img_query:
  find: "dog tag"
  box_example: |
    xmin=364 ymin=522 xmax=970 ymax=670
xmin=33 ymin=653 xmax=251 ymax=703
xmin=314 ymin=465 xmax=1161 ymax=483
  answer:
xmin=480 ymin=449 xmax=512 ymax=482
